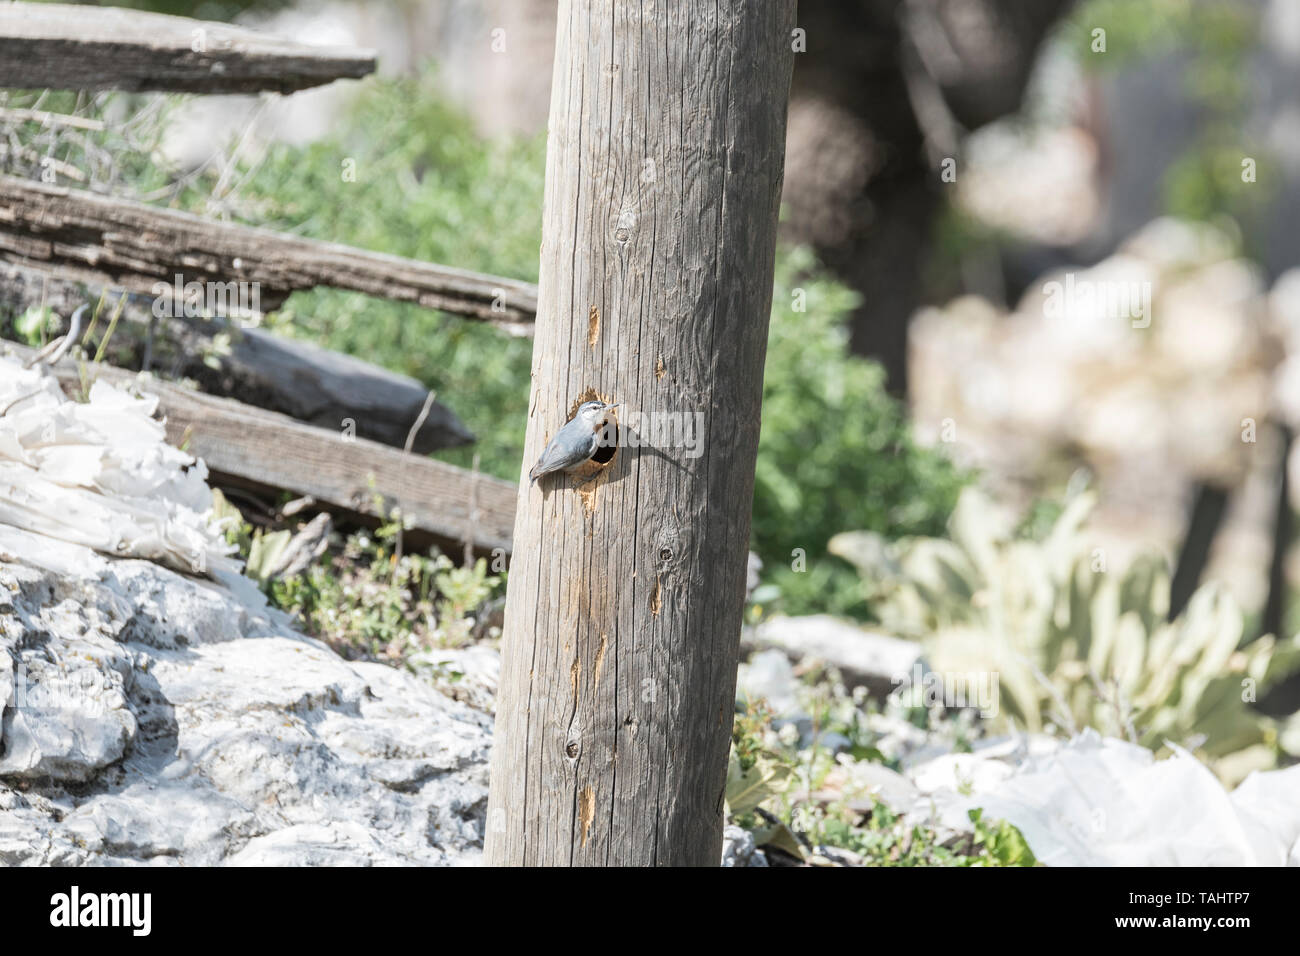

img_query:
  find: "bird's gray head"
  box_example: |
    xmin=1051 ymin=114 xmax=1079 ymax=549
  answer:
xmin=575 ymin=400 xmax=619 ymax=427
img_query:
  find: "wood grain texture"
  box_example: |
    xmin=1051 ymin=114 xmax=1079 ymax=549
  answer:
xmin=0 ymin=1 xmax=375 ymax=94
xmin=486 ymin=0 xmax=795 ymax=866
xmin=0 ymin=177 xmax=539 ymax=330
xmin=4 ymin=342 xmax=516 ymax=555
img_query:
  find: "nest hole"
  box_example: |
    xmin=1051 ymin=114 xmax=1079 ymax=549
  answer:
xmin=591 ymin=422 xmax=619 ymax=465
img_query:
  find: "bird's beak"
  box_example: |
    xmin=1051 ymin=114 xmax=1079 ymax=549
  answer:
xmin=606 ymin=403 xmax=621 ymax=410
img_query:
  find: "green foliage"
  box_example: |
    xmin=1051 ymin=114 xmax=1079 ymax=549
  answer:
xmin=432 ymin=556 xmax=498 ymax=647
xmin=0 ymin=79 xmax=541 ymax=481
xmin=0 ymin=88 xmax=192 ymax=198
xmin=798 ymin=797 xmax=1036 ymax=867
xmin=1061 ymin=0 xmax=1200 ymax=69
xmin=230 ymin=77 xmax=967 ymax=613
xmin=831 ymin=487 xmax=1300 ymax=781
xmin=1062 ymin=0 xmax=1269 ymax=248
xmin=211 ymin=491 xmax=503 ymax=660
xmin=726 ymin=694 xmax=1034 ymax=867
xmin=13 ymin=306 xmax=52 ymax=347
xmin=757 ymin=247 xmax=968 ymax=615
xmin=107 ymin=0 xmax=293 ymax=21
xmin=267 ymin=529 xmax=502 ymax=659
xmin=208 ymin=489 xmax=252 ymax=553
xmin=968 ymin=808 xmax=1037 ymax=867
xmin=244 ymin=528 xmax=291 ymax=582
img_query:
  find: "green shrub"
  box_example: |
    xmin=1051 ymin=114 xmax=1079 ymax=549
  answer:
xmin=757 ymin=247 xmax=968 ymax=615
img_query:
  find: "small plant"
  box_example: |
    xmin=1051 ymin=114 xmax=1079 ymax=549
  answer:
xmin=968 ymin=809 xmax=1038 ymax=867
xmin=210 ymin=490 xmax=503 ymax=662
xmin=727 ymin=674 xmax=1035 ymax=866
xmin=14 ymin=306 xmax=53 ymax=347
xmin=831 ymin=486 xmax=1300 ymax=781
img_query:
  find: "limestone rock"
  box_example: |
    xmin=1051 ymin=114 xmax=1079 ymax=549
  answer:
xmin=0 ymin=524 xmax=491 ymax=866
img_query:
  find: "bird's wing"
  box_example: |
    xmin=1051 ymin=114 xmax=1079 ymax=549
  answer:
xmin=529 ymin=422 xmax=594 ymax=480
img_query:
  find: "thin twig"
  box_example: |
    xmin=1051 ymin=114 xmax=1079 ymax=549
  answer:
xmin=0 ymin=107 xmax=105 ymax=131
xmin=93 ymin=292 xmax=127 ymax=364
xmin=23 ymin=303 xmax=87 ymax=368
xmin=394 ymin=389 xmax=437 ymax=563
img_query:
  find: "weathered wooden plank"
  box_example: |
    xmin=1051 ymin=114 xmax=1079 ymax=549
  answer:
xmin=0 ymin=260 xmax=476 ymax=452
xmin=485 ymin=0 xmax=796 ymax=866
xmin=0 ymin=177 xmax=539 ymax=330
xmin=186 ymin=322 xmax=479 ymax=453
xmin=0 ymin=2 xmax=375 ymax=94
xmin=3 ymin=342 xmax=517 ymax=555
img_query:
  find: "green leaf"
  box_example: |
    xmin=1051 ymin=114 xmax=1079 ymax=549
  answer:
xmin=725 ymin=747 xmax=793 ymax=816
xmin=246 ymin=529 xmax=292 ymax=582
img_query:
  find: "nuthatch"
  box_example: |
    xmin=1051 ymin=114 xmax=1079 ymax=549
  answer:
xmin=529 ymin=400 xmax=620 ymax=485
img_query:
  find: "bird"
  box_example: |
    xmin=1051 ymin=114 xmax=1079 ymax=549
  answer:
xmin=529 ymin=400 xmax=620 ymax=485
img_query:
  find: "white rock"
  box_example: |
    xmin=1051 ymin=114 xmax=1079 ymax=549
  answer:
xmin=0 ymin=525 xmax=491 ymax=866
xmin=736 ymin=649 xmax=802 ymax=717
xmin=720 ymin=825 xmax=769 ymax=867
xmin=744 ymin=615 xmax=924 ymax=699
xmin=0 ymin=355 xmax=236 ymax=576
xmin=906 ymin=729 xmax=1300 ymax=866
xmin=409 ymin=645 xmax=501 ymax=714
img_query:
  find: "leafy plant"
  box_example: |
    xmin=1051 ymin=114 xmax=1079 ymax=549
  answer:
xmin=831 ymin=486 xmax=1300 ymax=781
xmin=968 ymin=809 xmax=1038 ymax=867
xmin=14 ymin=306 xmax=53 ymax=347
xmin=246 ymin=87 xmax=968 ymax=609
xmin=727 ymin=680 xmax=1035 ymax=866
xmin=210 ymin=490 xmax=503 ymax=660
xmin=756 ymin=247 xmax=969 ymax=616
xmin=238 ymin=70 xmax=545 ymax=480
xmin=727 ymin=701 xmax=795 ymax=820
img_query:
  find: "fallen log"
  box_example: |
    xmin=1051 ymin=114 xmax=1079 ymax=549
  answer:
xmin=0 ymin=1 xmax=376 ymax=94
xmin=2 ymin=341 xmax=518 ymax=557
xmin=0 ymin=261 xmax=475 ymax=452
xmin=192 ymin=323 xmax=478 ymax=453
xmin=0 ymin=177 xmax=539 ymax=330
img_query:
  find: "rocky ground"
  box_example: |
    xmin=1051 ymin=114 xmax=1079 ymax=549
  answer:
xmin=4 ymin=525 xmax=1299 ymax=866
xmin=0 ymin=525 xmax=490 ymax=865
xmin=1 ymin=351 xmax=1296 ymax=866
xmin=730 ymin=635 xmax=1300 ymax=867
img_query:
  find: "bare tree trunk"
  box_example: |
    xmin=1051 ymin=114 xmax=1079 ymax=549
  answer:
xmin=485 ymin=0 xmax=795 ymax=866
xmin=1169 ymin=481 xmax=1230 ymax=621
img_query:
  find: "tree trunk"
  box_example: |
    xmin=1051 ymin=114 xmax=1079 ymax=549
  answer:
xmin=1169 ymin=481 xmax=1230 ymax=621
xmin=485 ymin=0 xmax=795 ymax=866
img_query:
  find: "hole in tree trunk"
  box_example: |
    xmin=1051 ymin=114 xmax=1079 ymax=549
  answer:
xmin=591 ymin=423 xmax=618 ymax=464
